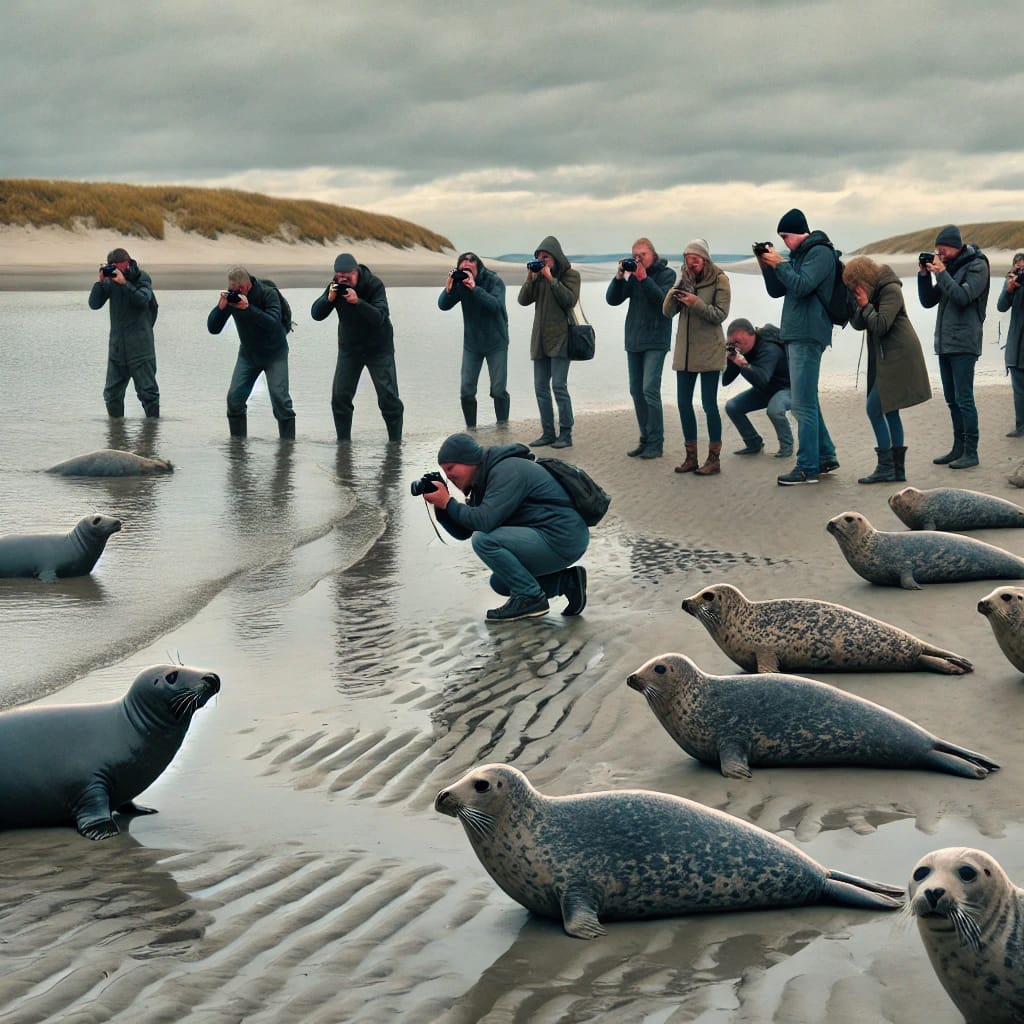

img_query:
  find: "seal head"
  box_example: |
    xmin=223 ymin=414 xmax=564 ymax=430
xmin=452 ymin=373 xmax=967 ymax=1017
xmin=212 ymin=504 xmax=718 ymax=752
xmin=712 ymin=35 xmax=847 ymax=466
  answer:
xmin=978 ymin=585 xmax=1024 ymax=673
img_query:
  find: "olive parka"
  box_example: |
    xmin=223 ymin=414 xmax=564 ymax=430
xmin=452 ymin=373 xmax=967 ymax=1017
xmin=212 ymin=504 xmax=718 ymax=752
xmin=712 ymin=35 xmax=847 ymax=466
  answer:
xmin=662 ymin=259 xmax=731 ymax=372
xmin=517 ymin=236 xmax=582 ymax=359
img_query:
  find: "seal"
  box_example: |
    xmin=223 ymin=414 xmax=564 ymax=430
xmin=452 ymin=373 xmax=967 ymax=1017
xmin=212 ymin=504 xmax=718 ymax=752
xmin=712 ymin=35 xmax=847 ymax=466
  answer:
xmin=826 ymin=511 xmax=1024 ymax=589
xmin=0 ymin=664 xmax=220 ymax=839
xmin=909 ymin=846 xmax=1024 ymax=1023
xmin=0 ymin=514 xmax=122 ymax=581
xmin=434 ymin=763 xmax=904 ymax=939
xmin=680 ymin=582 xmax=973 ymax=674
xmin=627 ymin=653 xmax=999 ymax=779
xmin=888 ymin=486 xmax=1024 ymax=532
xmin=46 ymin=449 xmax=173 ymax=476
xmin=978 ymin=585 xmax=1024 ymax=673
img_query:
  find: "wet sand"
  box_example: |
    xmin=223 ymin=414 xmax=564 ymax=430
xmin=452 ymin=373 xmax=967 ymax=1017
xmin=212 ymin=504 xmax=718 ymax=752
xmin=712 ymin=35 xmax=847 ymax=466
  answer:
xmin=2 ymin=385 xmax=1024 ymax=1022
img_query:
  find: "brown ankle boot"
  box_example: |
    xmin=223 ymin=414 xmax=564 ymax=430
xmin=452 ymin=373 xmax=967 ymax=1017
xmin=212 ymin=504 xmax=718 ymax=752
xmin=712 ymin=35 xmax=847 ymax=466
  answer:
xmin=694 ymin=441 xmax=722 ymax=475
xmin=674 ymin=441 xmax=699 ymax=474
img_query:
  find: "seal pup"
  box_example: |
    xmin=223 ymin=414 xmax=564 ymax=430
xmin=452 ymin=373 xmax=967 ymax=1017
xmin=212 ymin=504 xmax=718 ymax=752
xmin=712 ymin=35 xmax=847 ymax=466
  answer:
xmin=627 ymin=653 xmax=999 ymax=779
xmin=826 ymin=511 xmax=1024 ymax=589
xmin=46 ymin=449 xmax=173 ymax=476
xmin=978 ymin=585 xmax=1024 ymax=673
xmin=434 ymin=763 xmax=903 ymax=939
xmin=909 ymin=847 xmax=1024 ymax=1023
xmin=680 ymin=582 xmax=972 ymax=674
xmin=889 ymin=486 xmax=1024 ymax=532
xmin=0 ymin=664 xmax=220 ymax=839
xmin=0 ymin=514 xmax=122 ymax=581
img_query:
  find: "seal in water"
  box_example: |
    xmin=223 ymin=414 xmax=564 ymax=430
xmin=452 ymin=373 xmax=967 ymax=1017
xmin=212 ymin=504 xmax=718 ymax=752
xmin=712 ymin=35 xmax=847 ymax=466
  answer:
xmin=627 ymin=653 xmax=999 ymax=779
xmin=434 ymin=763 xmax=904 ymax=938
xmin=0 ymin=664 xmax=220 ymax=839
xmin=46 ymin=449 xmax=173 ymax=476
xmin=888 ymin=486 xmax=1024 ymax=532
xmin=978 ymin=585 xmax=1024 ymax=673
xmin=909 ymin=847 xmax=1024 ymax=1024
xmin=680 ymin=582 xmax=973 ymax=674
xmin=0 ymin=514 xmax=122 ymax=581
xmin=826 ymin=511 xmax=1024 ymax=589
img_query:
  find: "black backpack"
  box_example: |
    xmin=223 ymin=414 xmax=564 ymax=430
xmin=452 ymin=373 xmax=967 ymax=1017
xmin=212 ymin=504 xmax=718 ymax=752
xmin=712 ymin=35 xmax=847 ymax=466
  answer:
xmin=148 ymin=293 xmax=159 ymax=326
xmin=535 ymin=457 xmax=611 ymax=526
xmin=260 ymin=278 xmax=295 ymax=334
xmin=820 ymin=248 xmax=851 ymax=328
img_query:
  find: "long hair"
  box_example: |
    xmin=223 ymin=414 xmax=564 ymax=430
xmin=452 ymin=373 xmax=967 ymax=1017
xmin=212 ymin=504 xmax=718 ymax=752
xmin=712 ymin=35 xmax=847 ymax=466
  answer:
xmin=842 ymin=255 xmax=883 ymax=292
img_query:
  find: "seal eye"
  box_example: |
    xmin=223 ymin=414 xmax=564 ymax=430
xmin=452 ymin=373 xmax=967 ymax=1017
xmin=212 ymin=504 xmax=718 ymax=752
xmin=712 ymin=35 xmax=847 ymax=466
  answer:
xmin=473 ymin=779 xmax=490 ymax=793
xmin=1002 ymin=593 xmax=1013 ymax=602
xmin=166 ymin=670 xmax=179 ymax=685
xmin=702 ymin=592 xmax=714 ymax=602
xmin=958 ymin=866 xmax=978 ymax=882
xmin=844 ymin=515 xmax=854 ymax=523
xmin=912 ymin=866 xmax=931 ymax=882
xmin=91 ymin=516 xmax=102 ymax=526
xmin=654 ymin=664 xmax=667 ymax=675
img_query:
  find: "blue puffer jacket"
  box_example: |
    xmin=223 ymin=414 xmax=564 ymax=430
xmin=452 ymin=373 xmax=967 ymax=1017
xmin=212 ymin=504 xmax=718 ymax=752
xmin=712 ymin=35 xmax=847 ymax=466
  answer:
xmin=918 ymin=245 xmax=990 ymax=357
xmin=760 ymin=231 xmax=837 ymax=347
xmin=605 ymin=259 xmax=676 ymax=352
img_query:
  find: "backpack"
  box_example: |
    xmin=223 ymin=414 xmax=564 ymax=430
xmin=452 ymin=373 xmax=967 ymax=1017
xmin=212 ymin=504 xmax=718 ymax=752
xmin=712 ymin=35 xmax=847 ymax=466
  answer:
xmin=260 ymin=278 xmax=294 ymax=333
xmin=148 ymin=293 xmax=159 ymax=326
xmin=820 ymin=248 xmax=851 ymax=328
xmin=535 ymin=456 xmax=611 ymax=527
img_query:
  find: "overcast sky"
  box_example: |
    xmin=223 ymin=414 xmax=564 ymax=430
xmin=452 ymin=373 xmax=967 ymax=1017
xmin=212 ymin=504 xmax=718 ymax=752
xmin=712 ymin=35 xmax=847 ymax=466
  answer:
xmin=7 ymin=0 xmax=1024 ymax=256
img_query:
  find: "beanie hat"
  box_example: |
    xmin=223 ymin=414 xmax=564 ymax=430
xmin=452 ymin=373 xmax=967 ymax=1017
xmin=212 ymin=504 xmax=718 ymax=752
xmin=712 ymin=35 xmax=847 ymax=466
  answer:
xmin=683 ymin=238 xmax=710 ymax=260
xmin=334 ymin=252 xmax=358 ymax=272
xmin=107 ymin=247 xmax=131 ymax=263
xmin=776 ymin=208 xmax=810 ymax=235
xmin=934 ymin=225 xmax=963 ymax=249
xmin=726 ymin=318 xmax=755 ymax=337
xmin=437 ymin=432 xmax=484 ymax=465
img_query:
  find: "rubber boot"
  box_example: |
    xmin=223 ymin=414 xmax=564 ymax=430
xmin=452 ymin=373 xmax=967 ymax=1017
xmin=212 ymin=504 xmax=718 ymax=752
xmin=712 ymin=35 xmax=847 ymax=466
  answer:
xmin=933 ymin=436 xmax=964 ymax=465
xmin=493 ymin=394 xmax=510 ymax=424
xmin=551 ymin=431 xmax=573 ymax=450
xmin=385 ymin=415 xmax=403 ymax=443
xmin=106 ymin=400 xmax=125 ymax=418
xmin=694 ymin=441 xmax=722 ymax=475
xmin=858 ymin=447 xmax=895 ymax=484
xmin=949 ymin=434 xmax=979 ymax=469
xmin=461 ymin=397 xmax=478 ymax=429
xmin=228 ymin=414 xmax=247 ymax=438
xmin=333 ymin=412 xmax=352 ymax=442
xmin=892 ymin=446 xmax=907 ymax=482
xmin=674 ymin=441 xmax=699 ymax=474
xmin=278 ymin=417 xmax=296 ymax=440
xmin=144 ymin=403 xmax=160 ymax=419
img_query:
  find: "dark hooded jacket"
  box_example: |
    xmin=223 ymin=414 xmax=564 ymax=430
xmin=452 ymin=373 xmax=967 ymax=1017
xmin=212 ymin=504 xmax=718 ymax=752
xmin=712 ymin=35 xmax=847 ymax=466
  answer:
xmin=517 ymin=236 xmax=582 ymax=359
xmin=311 ymin=264 xmax=395 ymax=354
xmin=605 ymin=258 xmax=675 ymax=352
xmin=722 ymin=324 xmax=789 ymax=395
xmin=207 ymin=277 xmax=288 ymax=358
xmin=759 ymin=230 xmax=837 ymax=347
xmin=437 ymin=257 xmax=509 ymax=355
xmin=996 ymin=267 xmax=1024 ymax=370
xmin=918 ymin=244 xmax=990 ymax=357
xmin=88 ymin=260 xmax=156 ymax=365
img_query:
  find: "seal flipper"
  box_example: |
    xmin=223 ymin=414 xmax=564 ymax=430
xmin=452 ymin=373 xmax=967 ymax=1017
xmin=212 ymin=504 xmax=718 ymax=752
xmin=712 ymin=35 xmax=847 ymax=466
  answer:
xmin=77 ymin=815 xmax=120 ymax=840
xmin=717 ymin=740 xmax=753 ymax=779
xmin=74 ymin=782 xmax=120 ymax=840
xmin=899 ymin=569 xmax=922 ymax=590
xmin=822 ymin=869 xmax=904 ymax=909
xmin=918 ymin=650 xmax=973 ymax=674
xmin=755 ymin=650 xmax=780 ymax=673
xmin=117 ymin=801 xmax=158 ymax=816
xmin=559 ymin=883 xmax=607 ymax=939
xmin=925 ymin=740 xmax=1000 ymax=778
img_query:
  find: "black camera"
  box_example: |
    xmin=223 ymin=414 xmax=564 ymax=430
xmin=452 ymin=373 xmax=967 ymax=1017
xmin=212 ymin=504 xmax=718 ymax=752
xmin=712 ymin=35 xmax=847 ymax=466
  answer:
xmin=450 ymin=268 xmax=469 ymax=283
xmin=331 ymin=282 xmax=353 ymax=297
xmin=410 ymin=471 xmax=444 ymax=497
xmin=919 ymin=252 xmax=937 ymax=266
xmin=621 ymin=257 xmax=638 ymax=272
xmin=725 ymin=342 xmax=738 ymax=354
xmin=1014 ymin=268 xmax=1024 ymax=285
xmin=101 ymin=264 xmax=118 ymax=277
xmin=225 ymin=289 xmax=242 ymax=303
xmin=527 ymin=259 xmax=545 ymax=273
xmin=752 ymin=242 xmax=773 ymax=256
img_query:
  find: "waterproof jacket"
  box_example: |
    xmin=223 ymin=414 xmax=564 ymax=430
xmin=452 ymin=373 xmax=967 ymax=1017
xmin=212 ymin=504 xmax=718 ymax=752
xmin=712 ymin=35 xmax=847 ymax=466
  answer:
xmin=997 ymin=274 xmax=1024 ymax=370
xmin=517 ymin=236 xmax=582 ymax=359
xmin=88 ymin=261 xmax=156 ymax=365
xmin=605 ymin=258 xmax=675 ymax=352
xmin=722 ymin=324 xmax=789 ymax=395
xmin=849 ymin=267 xmax=931 ymax=413
xmin=207 ymin=278 xmax=288 ymax=359
xmin=759 ymin=231 xmax=837 ymax=347
xmin=918 ymin=244 xmax=990 ymax=357
xmin=311 ymin=264 xmax=395 ymax=354
xmin=662 ymin=260 xmax=731 ymax=372
xmin=437 ymin=260 xmax=509 ymax=355
xmin=436 ymin=443 xmax=589 ymax=561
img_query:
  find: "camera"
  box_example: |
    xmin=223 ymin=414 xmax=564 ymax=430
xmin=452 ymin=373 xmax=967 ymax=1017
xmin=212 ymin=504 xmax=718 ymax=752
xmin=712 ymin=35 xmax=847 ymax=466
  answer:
xmin=526 ymin=259 xmax=545 ymax=273
xmin=225 ymin=289 xmax=243 ymax=304
xmin=621 ymin=257 xmax=638 ymax=272
xmin=752 ymin=242 xmax=773 ymax=256
xmin=331 ymin=282 xmax=353 ymax=297
xmin=1014 ymin=268 xmax=1024 ymax=285
xmin=725 ymin=342 xmax=738 ymax=354
xmin=101 ymin=264 xmax=118 ymax=277
xmin=919 ymin=252 xmax=937 ymax=266
xmin=450 ymin=268 xmax=469 ymax=283
xmin=410 ymin=471 xmax=444 ymax=497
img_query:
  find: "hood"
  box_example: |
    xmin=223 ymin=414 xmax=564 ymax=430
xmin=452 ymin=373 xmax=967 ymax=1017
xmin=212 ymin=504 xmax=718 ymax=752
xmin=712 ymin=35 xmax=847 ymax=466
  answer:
xmin=874 ymin=265 xmax=902 ymax=292
xmin=458 ymin=251 xmax=489 ymax=274
xmin=466 ymin=443 xmax=533 ymax=504
xmin=757 ymin=323 xmax=782 ymax=346
xmin=794 ymin=229 xmax=836 ymax=256
xmin=534 ymin=235 xmax=570 ymax=275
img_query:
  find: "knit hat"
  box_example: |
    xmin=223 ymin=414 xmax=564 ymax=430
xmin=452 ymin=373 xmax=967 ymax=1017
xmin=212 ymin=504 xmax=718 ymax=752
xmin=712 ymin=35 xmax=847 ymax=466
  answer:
xmin=726 ymin=318 xmax=756 ymax=337
xmin=334 ymin=252 xmax=359 ymax=272
xmin=683 ymin=238 xmax=710 ymax=260
xmin=776 ymin=208 xmax=810 ymax=235
xmin=934 ymin=225 xmax=963 ymax=249
xmin=437 ymin=432 xmax=484 ymax=465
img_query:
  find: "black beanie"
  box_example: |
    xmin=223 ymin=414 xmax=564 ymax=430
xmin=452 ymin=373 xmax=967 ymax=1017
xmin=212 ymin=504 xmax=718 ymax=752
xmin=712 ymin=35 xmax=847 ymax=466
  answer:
xmin=776 ymin=208 xmax=810 ymax=235
xmin=437 ymin=433 xmax=484 ymax=465
xmin=934 ymin=225 xmax=963 ymax=249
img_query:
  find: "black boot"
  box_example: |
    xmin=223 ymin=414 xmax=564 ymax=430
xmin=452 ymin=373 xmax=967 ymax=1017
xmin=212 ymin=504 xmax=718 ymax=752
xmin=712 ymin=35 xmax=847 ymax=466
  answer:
xmin=551 ymin=431 xmax=573 ymax=449
xmin=385 ymin=415 xmax=403 ymax=443
xmin=461 ymin=397 xmax=478 ymax=429
xmin=228 ymin=414 xmax=247 ymax=438
xmin=106 ymin=400 xmax=125 ymax=418
xmin=144 ymin=403 xmax=160 ymax=419
xmin=892 ymin=446 xmax=907 ymax=482
xmin=333 ymin=412 xmax=352 ymax=442
xmin=858 ymin=447 xmax=895 ymax=484
xmin=949 ymin=434 xmax=979 ymax=469
xmin=493 ymin=394 xmax=510 ymax=424
xmin=627 ymin=439 xmax=647 ymax=457
xmin=933 ymin=436 xmax=964 ymax=464
xmin=278 ymin=417 xmax=296 ymax=440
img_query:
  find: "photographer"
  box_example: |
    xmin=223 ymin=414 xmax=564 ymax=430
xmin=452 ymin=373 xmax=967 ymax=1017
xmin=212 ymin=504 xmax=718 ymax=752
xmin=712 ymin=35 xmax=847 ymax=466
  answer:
xmin=438 ymin=251 xmax=511 ymax=428
xmin=207 ymin=267 xmax=295 ymax=438
xmin=88 ymin=246 xmax=160 ymax=418
xmin=421 ymin=432 xmax=589 ymax=623
xmin=996 ymin=252 xmax=1024 ymax=437
xmin=722 ymin=319 xmax=793 ymax=459
xmin=311 ymin=252 xmax=404 ymax=443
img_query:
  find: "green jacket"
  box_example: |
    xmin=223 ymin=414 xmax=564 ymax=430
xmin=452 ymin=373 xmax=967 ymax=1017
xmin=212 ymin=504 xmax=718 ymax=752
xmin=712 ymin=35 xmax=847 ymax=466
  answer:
xmin=88 ymin=261 xmax=156 ymax=365
xmin=663 ymin=259 xmax=731 ymax=372
xmin=517 ymin=235 xmax=582 ymax=359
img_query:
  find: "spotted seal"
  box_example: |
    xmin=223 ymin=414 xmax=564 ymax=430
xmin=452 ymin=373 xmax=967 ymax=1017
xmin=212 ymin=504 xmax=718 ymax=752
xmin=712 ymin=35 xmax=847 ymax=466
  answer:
xmin=909 ymin=847 xmax=1024 ymax=1023
xmin=46 ymin=449 xmax=173 ymax=476
xmin=978 ymin=586 xmax=1024 ymax=673
xmin=627 ymin=653 xmax=999 ymax=779
xmin=680 ymin=582 xmax=973 ymax=674
xmin=827 ymin=511 xmax=1024 ymax=589
xmin=0 ymin=664 xmax=220 ymax=839
xmin=888 ymin=486 xmax=1024 ymax=532
xmin=0 ymin=514 xmax=122 ymax=581
xmin=434 ymin=763 xmax=904 ymax=939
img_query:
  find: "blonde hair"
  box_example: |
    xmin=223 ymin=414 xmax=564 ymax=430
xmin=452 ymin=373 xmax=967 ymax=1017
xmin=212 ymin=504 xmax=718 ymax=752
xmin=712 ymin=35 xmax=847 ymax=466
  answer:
xmin=632 ymin=237 xmax=658 ymax=260
xmin=842 ymin=255 xmax=883 ymax=291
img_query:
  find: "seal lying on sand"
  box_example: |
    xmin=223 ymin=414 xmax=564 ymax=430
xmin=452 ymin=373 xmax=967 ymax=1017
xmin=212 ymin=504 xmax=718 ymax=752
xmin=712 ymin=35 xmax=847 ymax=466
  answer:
xmin=435 ymin=763 xmax=904 ymax=939
xmin=888 ymin=486 xmax=1024 ymax=531
xmin=46 ymin=449 xmax=173 ymax=476
xmin=827 ymin=511 xmax=1024 ymax=589
xmin=0 ymin=665 xmax=220 ymax=839
xmin=0 ymin=514 xmax=122 ymax=580
xmin=680 ymin=582 xmax=972 ymax=674
xmin=627 ymin=653 xmax=999 ymax=779
xmin=978 ymin=585 xmax=1024 ymax=673
xmin=909 ymin=847 xmax=1024 ymax=1024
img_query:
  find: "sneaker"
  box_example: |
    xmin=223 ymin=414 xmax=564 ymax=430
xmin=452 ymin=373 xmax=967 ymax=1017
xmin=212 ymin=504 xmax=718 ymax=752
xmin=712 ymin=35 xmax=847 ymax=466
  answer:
xmin=773 ymin=445 xmax=793 ymax=459
xmin=777 ymin=468 xmax=819 ymax=486
xmin=551 ymin=435 xmax=573 ymax=449
xmin=638 ymin=447 xmax=663 ymax=459
xmin=529 ymin=435 xmax=556 ymax=448
xmin=733 ymin=441 xmax=764 ymax=455
xmin=561 ymin=566 xmax=588 ymax=616
xmin=819 ymin=458 xmax=840 ymax=474
xmin=486 ymin=593 xmax=550 ymax=622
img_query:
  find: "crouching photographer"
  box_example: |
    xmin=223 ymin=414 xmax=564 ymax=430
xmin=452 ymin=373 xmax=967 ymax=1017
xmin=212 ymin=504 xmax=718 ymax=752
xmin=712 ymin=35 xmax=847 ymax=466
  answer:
xmin=419 ymin=432 xmax=589 ymax=623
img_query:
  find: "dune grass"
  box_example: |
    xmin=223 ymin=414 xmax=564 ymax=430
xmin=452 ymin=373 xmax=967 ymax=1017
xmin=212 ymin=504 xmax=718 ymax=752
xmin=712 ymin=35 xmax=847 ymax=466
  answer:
xmin=0 ymin=179 xmax=454 ymax=252
xmin=858 ymin=222 xmax=1024 ymax=255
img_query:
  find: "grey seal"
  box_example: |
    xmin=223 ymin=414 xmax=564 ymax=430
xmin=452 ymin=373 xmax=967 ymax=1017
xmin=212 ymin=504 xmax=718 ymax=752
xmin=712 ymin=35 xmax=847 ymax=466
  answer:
xmin=827 ymin=511 xmax=1024 ymax=589
xmin=0 ymin=664 xmax=220 ymax=839
xmin=0 ymin=514 xmax=122 ymax=581
xmin=888 ymin=486 xmax=1024 ymax=531
xmin=434 ymin=763 xmax=903 ymax=939
xmin=978 ymin=585 xmax=1024 ymax=673
xmin=909 ymin=847 xmax=1024 ymax=1023
xmin=681 ymin=582 xmax=973 ymax=674
xmin=627 ymin=653 xmax=999 ymax=779
xmin=46 ymin=449 xmax=173 ymax=476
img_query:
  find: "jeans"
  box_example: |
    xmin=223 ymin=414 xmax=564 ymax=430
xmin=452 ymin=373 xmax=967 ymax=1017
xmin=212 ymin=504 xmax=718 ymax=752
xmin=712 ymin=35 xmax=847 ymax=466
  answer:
xmin=226 ymin=348 xmax=294 ymax=422
xmin=676 ymin=370 xmax=722 ymax=443
xmin=865 ymin=385 xmax=904 ymax=448
xmin=534 ymin=355 xmax=573 ymax=436
xmin=472 ymin=525 xmax=586 ymax=599
xmin=332 ymin=347 xmax=404 ymax=426
xmin=937 ymin=352 xmax=979 ymax=442
xmin=104 ymin=357 xmax=160 ymax=417
xmin=786 ymin=341 xmax=836 ymax=473
xmin=461 ymin=347 xmax=509 ymax=405
xmin=626 ymin=349 xmax=668 ymax=450
xmin=1011 ymin=366 xmax=1024 ymax=430
xmin=725 ymin=387 xmax=793 ymax=449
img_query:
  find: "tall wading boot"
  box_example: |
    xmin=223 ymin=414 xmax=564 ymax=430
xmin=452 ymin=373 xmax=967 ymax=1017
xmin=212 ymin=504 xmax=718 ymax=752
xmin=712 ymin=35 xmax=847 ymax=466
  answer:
xmin=144 ymin=403 xmax=160 ymax=419
xmin=892 ymin=445 xmax=907 ymax=482
xmin=461 ymin=397 xmax=478 ymax=429
xmin=674 ymin=441 xmax=699 ymax=474
xmin=227 ymin=414 xmax=247 ymax=438
xmin=694 ymin=441 xmax=722 ymax=476
xmin=106 ymin=400 xmax=125 ymax=418
xmin=278 ymin=417 xmax=296 ymax=440
xmin=933 ymin=435 xmax=964 ymax=465
xmin=493 ymin=394 xmax=510 ymax=424
xmin=385 ymin=415 xmax=403 ymax=443
xmin=949 ymin=434 xmax=979 ymax=469
xmin=333 ymin=412 xmax=352 ymax=442
xmin=857 ymin=447 xmax=895 ymax=484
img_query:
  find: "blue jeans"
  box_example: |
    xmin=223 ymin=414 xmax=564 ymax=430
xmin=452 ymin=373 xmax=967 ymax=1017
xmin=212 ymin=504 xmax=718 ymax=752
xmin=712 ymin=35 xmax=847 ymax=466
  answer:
xmin=472 ymin=525 xmax=587 ymax=599
xmin=227 ymin=347 xmax=294 ymax=422
xmin=534 ymin=356 xmax=573 ymax=437
xmin=865 ymin=386 xmax=904 ymax=448
xmin=786 ymin=341 xmax=835 ymax=473
xmin=461 ymin=347 xmax=509 ymax=404
xmin=938 ymin=353 xmax=979 ymax=441
xmin=626 ymin=349 xmax=667 ymax=449
xmin=725 ymin=387 xmax=793 ymax=449
xmin=676 ymin=370 xmax=722 ymax=443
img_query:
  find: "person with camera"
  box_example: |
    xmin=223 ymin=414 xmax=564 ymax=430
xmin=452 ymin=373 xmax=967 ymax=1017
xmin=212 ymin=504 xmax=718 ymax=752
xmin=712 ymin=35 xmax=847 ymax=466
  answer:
xmin=517 ymin=236 xmax=581 ymax=449
xmin=755 ymin=208 xmax=840 ymax=486
xmin=88 ymin=246 xmax=160 ymax=418
xmin=311 ymin=252 xmax=404 ymax=443
xmin=438 ymin=251 xmax=511 ymax=429
xmin=918 ymin=225 xmax=990 ymax=469
xmin=420 ymin=432 xmax=589 ymax=622
xmin=721 ymin=319 xmax=793 ymax=459
xmin=996 ymin=253 xmax=1024 ymax=437
xmin=207 ymin=266 xmax=295 ymax=438
xmin=605 ymin=238 xmax=675 ymax=459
